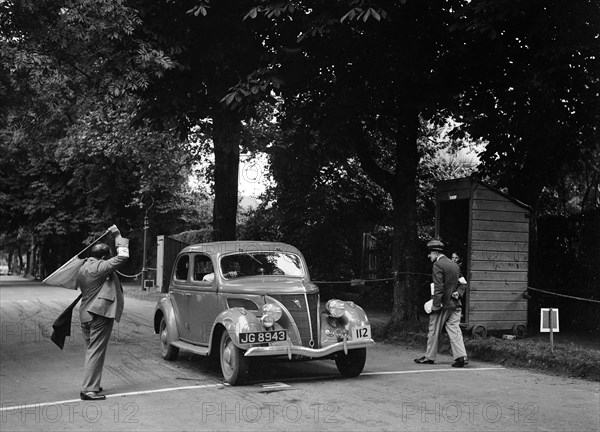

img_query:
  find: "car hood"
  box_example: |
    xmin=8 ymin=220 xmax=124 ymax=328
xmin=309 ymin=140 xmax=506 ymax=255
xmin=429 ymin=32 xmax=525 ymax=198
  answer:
xmin=219 ymin=277 xmax=318 ymax=295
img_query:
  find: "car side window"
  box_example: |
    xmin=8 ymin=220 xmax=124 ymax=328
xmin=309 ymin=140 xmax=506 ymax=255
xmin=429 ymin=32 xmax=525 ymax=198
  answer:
xmin=174 ymin=255 xmax=190 ymax=281
xmin=193 ymin=254 xmax=214 ymax=282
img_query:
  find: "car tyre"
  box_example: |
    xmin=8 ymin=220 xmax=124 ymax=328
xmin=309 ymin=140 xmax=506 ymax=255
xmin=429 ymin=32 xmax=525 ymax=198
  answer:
xmin=335 ymin=348 xmax=366 ymax=377
xmin=220 ymin=331 xmax=249 ymax=385
xmin=159 ymin=315 xmax=179 ymax=360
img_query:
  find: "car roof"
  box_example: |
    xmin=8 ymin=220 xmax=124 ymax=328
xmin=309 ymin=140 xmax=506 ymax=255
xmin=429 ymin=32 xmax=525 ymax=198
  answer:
xmin=181 ymin=241 xmax=302 ymax=257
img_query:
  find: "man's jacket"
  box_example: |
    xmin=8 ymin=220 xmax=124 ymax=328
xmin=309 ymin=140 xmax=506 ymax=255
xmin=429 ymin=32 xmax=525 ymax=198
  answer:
xmin=431 ymin=254 xmax=465 ymax=310
xmin=77 ymin=237 xmax=129 ymax=323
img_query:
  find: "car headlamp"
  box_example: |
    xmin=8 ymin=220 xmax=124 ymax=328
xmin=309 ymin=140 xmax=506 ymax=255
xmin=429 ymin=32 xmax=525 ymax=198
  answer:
xmin=260 ymin=303 xmax=283 ymax=322
xmin=260 ymin=314 xmax=275 ymax=328
xmin=326 ymin=299 xmax=346 ymax=318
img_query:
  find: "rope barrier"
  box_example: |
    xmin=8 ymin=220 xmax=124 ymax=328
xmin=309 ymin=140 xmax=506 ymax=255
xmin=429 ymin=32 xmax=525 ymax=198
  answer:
xmin=116 ymin=270 xmax=143 ymax=279
xmin=313 ymin=272 xmax=430 ymax=285
xmin=396 ymin=272 xmax=432 ymax=278
xmin=311 ymin=279 xmax=600 ymax=305
xmin=527 ymin=286 xmax=600 ymax=304
xmin=313 ymin=278 xmax=393 ymax=284
xmin=116 ymin=268 xmax=155 ymax=279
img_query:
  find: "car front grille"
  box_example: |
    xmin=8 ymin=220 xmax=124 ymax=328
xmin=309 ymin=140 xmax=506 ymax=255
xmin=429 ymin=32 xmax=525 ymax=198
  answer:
xmin=270 ymin=293 xmax=319 ymax=348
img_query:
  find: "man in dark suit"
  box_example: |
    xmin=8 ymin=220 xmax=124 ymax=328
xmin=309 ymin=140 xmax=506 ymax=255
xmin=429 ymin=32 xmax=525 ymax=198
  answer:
xmin=77 ymin=225 xmax=129 ymax=400
xmin=415 ymin=239 xmax=468 ymax=368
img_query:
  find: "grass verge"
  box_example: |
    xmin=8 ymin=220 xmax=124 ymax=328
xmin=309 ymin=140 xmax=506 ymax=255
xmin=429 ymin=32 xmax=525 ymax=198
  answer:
xmin=464 ymin=336 xmax=600 ymax=381
xmin=372 ymin=321 xmax=600 ymax=382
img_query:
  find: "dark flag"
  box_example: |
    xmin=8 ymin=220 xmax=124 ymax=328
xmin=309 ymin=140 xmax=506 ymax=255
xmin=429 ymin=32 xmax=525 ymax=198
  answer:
xmin=50 ymin=294 xmax=82 ymax=349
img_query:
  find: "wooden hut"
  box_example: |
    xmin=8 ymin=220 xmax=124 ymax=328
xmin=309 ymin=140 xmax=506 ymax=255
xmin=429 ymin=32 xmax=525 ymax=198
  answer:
xmin=435 ymin=177 xmax=531 ymax=338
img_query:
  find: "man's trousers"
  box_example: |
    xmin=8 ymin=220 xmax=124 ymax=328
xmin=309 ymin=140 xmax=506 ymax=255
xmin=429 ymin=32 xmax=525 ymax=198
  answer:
xmin=425 ymin=307 xmax=467 ymax=361
xmin=80 ymin=314 xmax=114 ymax=392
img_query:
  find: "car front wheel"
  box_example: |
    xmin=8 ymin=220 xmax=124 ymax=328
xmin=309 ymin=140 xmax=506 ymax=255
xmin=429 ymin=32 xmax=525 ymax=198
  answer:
xmin=159 ymin=315 xmax=179 ymax=360
xmin=335 ymin=348 xmax=366 ymax=377
xmin=220 ymin=331 xmax=249 ymax=385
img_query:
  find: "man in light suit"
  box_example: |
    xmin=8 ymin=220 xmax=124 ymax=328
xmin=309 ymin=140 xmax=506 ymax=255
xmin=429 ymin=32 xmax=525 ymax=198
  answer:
xmin=77 ymin=225 xmax=129 ymax=400
xmin=415 ymin=239 xmax=468 ymax=368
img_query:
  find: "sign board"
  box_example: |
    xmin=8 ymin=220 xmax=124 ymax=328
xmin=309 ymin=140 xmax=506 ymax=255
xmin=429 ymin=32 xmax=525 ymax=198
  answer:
xmin=540 ymin=308 xmax=559 ymax=333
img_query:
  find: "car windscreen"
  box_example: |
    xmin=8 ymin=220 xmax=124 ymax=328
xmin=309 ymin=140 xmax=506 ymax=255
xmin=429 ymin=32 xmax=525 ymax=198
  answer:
xmin=220 ymin=252 xmax=304 ymax=278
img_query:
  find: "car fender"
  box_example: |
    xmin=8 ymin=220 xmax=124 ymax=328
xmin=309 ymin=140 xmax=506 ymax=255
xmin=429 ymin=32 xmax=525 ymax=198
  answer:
xmin=154 ymin=296 xmax=180 ymax=346
xmin=214 ymin=308 xmax=264 ymax=349
xmin=320 ymin=301 xmax=371 ymax=346
xmin=341 ymin=302 xmax=370 ymax=328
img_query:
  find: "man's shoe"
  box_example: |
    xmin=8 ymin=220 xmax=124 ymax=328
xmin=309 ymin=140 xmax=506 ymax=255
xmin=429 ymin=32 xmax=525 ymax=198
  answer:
xmin=452 ymin=357 xmax=466 ymax=368
xmin=80 ymin=391 xmax=106 ymax=401
xmin=414 ymin=356 xmax=434 ymax=364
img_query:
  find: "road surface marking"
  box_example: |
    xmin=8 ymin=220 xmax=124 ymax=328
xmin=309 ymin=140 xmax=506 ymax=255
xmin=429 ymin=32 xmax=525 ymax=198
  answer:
xmin=0 ymin=383 xmax=225 ymax=412
xmin=363 ymin=367 xmax=505 ymax=375
xmin=0 ymin=300 xmax=32 ymax=303
xmin=0 ymin=367 xmax=505 ymax=412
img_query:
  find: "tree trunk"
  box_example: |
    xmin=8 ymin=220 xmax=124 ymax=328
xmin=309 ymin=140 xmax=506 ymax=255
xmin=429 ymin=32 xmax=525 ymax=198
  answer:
xmin=30 ymin=243 xmax=40 ymax=279
xmin=352 ymin=109 xmax=421 ymax=330
xmin=212 ymin=109 xmax=242 ymax=241
xmin=388 ymin=111 xmax=421 ymax=330
xmin=8 ymin=250 xmax=13 ymax=274
xmin=389 ymin=189 xmax=420 ymax=327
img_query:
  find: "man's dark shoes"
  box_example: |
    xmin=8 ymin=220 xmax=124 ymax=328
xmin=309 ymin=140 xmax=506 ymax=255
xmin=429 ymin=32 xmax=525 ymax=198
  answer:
xmin=80 ymin=391 xmax=106 ymax=401
xmin=414 ymin=356 xmax=434 ymax=364
xmin=452 ymin=357 xmax=467 ymax=368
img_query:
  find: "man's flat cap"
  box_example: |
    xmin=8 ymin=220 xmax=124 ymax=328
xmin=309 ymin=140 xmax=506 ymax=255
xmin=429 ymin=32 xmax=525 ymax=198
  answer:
xmin=427 ymin=239 xmax=444 ymax=251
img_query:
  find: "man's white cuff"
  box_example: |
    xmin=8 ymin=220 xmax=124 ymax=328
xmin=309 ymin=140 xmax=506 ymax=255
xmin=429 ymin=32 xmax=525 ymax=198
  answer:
xmin=116 ymin=238 xmax=130 ymax=258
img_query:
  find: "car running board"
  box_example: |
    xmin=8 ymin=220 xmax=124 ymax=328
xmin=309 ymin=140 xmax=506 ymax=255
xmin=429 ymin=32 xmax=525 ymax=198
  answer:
xmin=172 ymin=341 xmax=210 ymax=356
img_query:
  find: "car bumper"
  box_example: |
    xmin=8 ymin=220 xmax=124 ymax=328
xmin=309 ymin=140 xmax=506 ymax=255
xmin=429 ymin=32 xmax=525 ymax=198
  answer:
xmin=244 ymin=337 xmax=375 ymax=359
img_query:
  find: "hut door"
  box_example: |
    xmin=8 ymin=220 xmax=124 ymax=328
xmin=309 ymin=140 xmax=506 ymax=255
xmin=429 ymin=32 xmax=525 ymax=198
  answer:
xmin=438 ymin=199 xmax=470 ymax=323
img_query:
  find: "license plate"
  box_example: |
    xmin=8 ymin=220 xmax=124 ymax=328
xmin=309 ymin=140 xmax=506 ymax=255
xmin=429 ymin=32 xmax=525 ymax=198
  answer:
xmin=351 ymin=325 xmax=371 ymax=340
xmin=239 ymin=330 xmax=287 ymax=344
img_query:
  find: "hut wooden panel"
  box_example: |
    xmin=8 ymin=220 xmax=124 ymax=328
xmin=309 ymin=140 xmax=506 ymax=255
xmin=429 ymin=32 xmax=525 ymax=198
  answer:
xmin=435 ymin=177 xmax=531 ymax=337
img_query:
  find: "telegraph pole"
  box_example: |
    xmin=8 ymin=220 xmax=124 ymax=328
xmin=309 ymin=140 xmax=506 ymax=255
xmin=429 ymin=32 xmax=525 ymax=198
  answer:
xmin=141 ymin=196 xmax=154 ymax=291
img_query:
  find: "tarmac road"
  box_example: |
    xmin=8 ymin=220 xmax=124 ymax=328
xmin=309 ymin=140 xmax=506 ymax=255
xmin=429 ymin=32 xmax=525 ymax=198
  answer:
xmin=1 ymin=275 xmax=599 ymax=431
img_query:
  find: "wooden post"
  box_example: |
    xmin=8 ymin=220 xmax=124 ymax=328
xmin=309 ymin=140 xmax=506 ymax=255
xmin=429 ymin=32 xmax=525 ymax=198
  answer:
xmin=549 ymin=308 xmax=554 ymax=353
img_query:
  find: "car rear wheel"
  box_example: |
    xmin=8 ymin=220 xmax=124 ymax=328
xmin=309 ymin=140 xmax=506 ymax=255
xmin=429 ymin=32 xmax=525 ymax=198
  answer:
xmin=220 ymin=331 xmax=249 ymax=385
xmin=159 ymin=316 xmax=179 ymax=360
xmin=335 ymin=348 xmax=366 ymax=377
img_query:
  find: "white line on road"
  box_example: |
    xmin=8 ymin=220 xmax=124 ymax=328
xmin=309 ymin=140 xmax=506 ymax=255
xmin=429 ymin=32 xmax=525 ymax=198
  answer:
xmin=0 ymin=383 xmax=226 ymax=412
xmin=363 ymin=367 xmax=505 ymax=376
xmin=0 ymin=367 xmax=505 ymax=413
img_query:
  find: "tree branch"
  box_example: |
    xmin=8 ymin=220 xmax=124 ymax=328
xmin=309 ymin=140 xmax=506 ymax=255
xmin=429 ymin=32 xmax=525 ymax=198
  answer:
xmin=350 ymin=126 xmax=393 ymax=193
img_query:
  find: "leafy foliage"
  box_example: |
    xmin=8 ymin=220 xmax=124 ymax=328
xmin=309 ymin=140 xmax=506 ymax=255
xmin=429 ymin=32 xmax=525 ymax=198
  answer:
xmin=450 ymin=0 xmax=600 ymax=212
xmin=0 ymin=0 xmax=206 ymax=274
